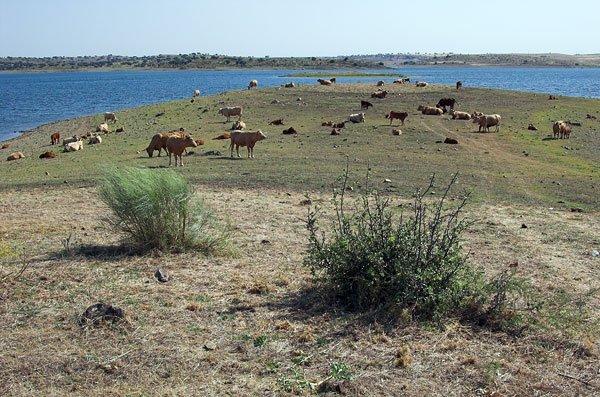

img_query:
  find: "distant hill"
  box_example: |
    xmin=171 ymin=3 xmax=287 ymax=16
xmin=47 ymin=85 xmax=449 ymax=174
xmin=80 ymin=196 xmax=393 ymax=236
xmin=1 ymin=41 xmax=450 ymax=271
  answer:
xmin=357 ymin=53 xmax=600 ymax=67
xmin=2 ymin=53 xmax=599 ymax=72
xmin=0 ymin=54 xmax=382 ymax=71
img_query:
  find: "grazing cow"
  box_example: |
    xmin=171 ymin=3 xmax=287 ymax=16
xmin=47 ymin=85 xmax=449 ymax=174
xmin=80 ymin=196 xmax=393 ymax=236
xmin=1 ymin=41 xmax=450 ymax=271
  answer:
xmin=50 ymin=132 xmax=60 ymax=145
xmin=333 ymin=121 xmax=346 ymax=129
xmin=218 ymin=106 xmax=243 ymax=122
xmin=415 ymin=81 xmax=428 ymax=87
xmin=284 ymin=82 xmax=296 ymax=88
xmin=166 ymin=134 xmax=198 ymax=166
xmin=473 ymin=114 xmax=501 ymax=132
xmin=553 ymin=121 xmax=571 ymax=139
xmin=62 ymin=135 xmax=79 ymax=145
xmin=436 ymin=98 xmax=456 ymax=112
xmin=248 ymin=80 xmax=258 ymax=90
xmin=371 ymin=90 xmax=388 ymax=99
xmin=386 ymin=111 xmax=408 ymax=125
xmin=361 ymin=100 xmax=373 ymax=110
xmin=7 ymin=151 xmax=25 ymax=161
xmin=418 ymin=105 xmax=444 ymax=116
xmin=269 ymin=119 xmax=284 ymax=125
xmin=317 ymin=79 xmax=333 ymax=86
xmin=232 ymin=120 xmax=246 ymax=130
xmin=193 ymin=89 xmax=201 ymax=97
xmin=88 ymin=135 xmax=102 ymax=144
xmin=230 ymin=130 xmax=267 ymax=158
xmin=213 ymin=132 xmax=231 ymax=140
xmin=450 ymin=110 xmax=471 ymax=120
xmin=145 ymin=129 xmax=186 ymax=157
xmin=348 ymin=113 xmax=365 ymax=123
xmin=104 ymin=112 xmax=117 ymax=123
xmin=64 ymin=140 xmax=84 ymax=152
xmin=39 ymin=151 xmax=56 ymax=159
xmin=96 ymin=123 xmax=110 ymax=134
xmin=456 ymin=81 xmax=463 ymax=90
xmin=376 ymin=80 xmax=385 ymax=87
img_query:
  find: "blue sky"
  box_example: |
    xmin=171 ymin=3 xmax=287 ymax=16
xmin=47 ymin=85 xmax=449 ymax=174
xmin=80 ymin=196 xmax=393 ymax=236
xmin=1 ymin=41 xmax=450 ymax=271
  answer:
xmin=0 ymin=0 xmax=597 ymax=57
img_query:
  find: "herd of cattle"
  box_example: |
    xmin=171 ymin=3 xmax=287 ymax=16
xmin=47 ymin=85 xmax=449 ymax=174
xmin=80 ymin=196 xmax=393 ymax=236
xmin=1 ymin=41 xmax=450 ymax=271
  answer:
xmin=2 ymin=78 xmax=576 ymax=163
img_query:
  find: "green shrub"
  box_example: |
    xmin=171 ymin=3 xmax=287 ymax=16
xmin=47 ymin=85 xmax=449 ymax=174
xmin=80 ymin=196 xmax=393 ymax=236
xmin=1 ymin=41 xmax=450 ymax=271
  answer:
xmin=99 ymin=167 xmax=229 ymax=253
xmin=305 ymin=172 xmax=481 ymax=320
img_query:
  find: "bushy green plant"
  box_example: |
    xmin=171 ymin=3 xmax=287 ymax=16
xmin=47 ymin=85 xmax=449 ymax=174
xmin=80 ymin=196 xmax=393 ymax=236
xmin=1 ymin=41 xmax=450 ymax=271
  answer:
xmin=305 ymin=171 xmax=486 ymax=320
xmin=99 ymin=167 xmax=229 ymax=253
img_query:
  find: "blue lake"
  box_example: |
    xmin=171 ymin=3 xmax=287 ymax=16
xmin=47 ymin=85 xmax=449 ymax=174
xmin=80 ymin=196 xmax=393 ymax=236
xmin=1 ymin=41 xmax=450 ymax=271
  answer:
xmin=1 ymin=67 xmax=600 ymax=141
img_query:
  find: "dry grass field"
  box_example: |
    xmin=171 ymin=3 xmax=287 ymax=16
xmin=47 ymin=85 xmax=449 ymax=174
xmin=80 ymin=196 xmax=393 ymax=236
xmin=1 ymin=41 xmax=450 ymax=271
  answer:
xmin=1 ymin=83 xmax=599 ymax=395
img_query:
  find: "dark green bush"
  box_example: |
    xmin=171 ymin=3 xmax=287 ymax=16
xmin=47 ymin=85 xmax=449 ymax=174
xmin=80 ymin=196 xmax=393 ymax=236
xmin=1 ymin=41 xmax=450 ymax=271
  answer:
xmin=99 ymin=167 xmax=230 ymax=253
xmin=305 ymin=172 xmax=481 ymax=320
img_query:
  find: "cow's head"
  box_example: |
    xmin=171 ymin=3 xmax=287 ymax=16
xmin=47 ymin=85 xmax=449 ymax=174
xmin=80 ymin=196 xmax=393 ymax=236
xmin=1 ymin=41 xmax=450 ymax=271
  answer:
xmin=184 ymin=135 xmax=198 ymax=147
xmin=256 ymin=130 xmax=267 ymax=141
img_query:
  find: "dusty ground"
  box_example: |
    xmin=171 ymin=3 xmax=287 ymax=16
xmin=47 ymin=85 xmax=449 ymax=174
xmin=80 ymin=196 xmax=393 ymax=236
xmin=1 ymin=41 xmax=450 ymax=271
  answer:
xmin=1 ymin=185 xmax=599 ymax=396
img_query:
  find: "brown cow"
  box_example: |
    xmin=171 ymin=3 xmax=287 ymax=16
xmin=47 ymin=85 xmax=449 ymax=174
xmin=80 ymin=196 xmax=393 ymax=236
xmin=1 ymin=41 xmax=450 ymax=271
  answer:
xmin=50 ymin=132 xmax=60 ymax=145
xmin=553 ymin=121 xmax=571 ymax=139
xmin=371 ymin=90 xmax=388 ymax=99
xmin=213 ymin=132 xmax=231 ymax=140
xmin=450 ymin=110 xmax=471 ymax=120
xmin=361 ymin=100 xmax=373 ymax=110
xmin=230 ymin=130 xmax=267 ymax=158
xmin=386 ymin=111 xmax=408 ymax=125
xmin=166 ymin=134 xmax=198 ymax=166
xmin=145 ymin=128 xmax=186 ymax=157
xmin=39 ymin=151 xmax=57 ymax=159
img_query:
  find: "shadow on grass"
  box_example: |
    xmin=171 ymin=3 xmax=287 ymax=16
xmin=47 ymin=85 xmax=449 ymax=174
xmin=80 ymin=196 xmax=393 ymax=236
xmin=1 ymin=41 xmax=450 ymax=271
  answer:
xmin=262 ymin=285 xmax=401 ymax=334
xmin=207 ymin=156 xmax=245 ymax=161
xmin=49 ymin=243 xmax=144 ymax=262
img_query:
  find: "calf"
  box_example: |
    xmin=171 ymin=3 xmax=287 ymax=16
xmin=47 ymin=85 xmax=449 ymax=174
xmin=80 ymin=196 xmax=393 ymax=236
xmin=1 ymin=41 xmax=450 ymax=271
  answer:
xmin=361 ymin=100 xmax=373 ymax=110
xmin=386 ymin=111 xmax=408 ymax=125
xmin=50 ymin=132 xmax=60 ymax=145
xmin=230 ymin=130 xmax=267 ymax=158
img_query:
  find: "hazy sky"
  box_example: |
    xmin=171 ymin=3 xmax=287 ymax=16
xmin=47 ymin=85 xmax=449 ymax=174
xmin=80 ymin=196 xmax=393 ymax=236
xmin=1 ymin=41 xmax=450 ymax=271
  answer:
xmin=0 ymin=0 xmax=598 ymax=57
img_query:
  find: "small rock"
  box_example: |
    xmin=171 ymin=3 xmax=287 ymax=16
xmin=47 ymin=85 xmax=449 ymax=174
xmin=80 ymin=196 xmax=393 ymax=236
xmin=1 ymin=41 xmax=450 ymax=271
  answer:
xmin=154 ymin=268 xmax=169 ymax=283
xmin=384 ymin=178 xmax=392 ymax=183
xmin=521 ymin=223 xmax=528 ymax=229
xmin=203 ymin=341 xmax=217 ymax=351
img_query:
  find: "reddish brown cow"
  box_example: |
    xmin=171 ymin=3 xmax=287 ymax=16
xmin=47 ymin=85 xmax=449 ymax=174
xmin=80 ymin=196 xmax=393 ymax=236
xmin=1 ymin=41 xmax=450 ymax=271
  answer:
xmin=385 ymin=111 xmax=408 ymax=125
xmin=145 ymin=129 xmax=186 ymax=157
xmin=50 ymin=132 xmax=60 ymax=145
xmin=230 ymin=130 xmax=267 ymax=158
xmin=166 ymin=134 xmax=198 ymax=166
xmin=361 ymin=100 xmax=373 ymax=110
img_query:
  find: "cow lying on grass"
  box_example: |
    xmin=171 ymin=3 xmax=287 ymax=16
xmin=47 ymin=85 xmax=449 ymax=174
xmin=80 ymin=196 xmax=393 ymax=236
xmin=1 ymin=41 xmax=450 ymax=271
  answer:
xmin=230 ymin=130 xmax=267 ymax=158
xmin=418 ymin=105 xmax=443 ymax=116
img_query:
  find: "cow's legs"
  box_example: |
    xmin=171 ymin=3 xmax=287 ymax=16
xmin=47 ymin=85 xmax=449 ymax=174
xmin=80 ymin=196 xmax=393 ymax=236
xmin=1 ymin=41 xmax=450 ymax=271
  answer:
xmin=169 ymin=152 xmax=172 ymax=166
xmin=236 ymin=145 xmax=241 ymax=158
xmin=230 ymin=141 xmax=234 ymax=157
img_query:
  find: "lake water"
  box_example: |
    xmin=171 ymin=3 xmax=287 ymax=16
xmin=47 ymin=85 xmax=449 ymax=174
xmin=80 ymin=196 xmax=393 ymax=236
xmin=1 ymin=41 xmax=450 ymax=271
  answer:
xmin=1 ymin=67 xmax=600 ymax=141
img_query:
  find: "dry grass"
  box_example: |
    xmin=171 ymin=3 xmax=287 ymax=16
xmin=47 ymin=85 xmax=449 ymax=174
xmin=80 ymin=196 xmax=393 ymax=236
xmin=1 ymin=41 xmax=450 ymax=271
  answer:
xmin=1 ymin=185 xmax=599 ymax=396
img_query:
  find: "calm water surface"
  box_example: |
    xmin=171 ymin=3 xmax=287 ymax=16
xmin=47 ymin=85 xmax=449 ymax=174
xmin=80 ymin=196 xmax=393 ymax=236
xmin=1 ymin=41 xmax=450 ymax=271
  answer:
xmin=1 ymin=67 xmax=599 ymax=141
